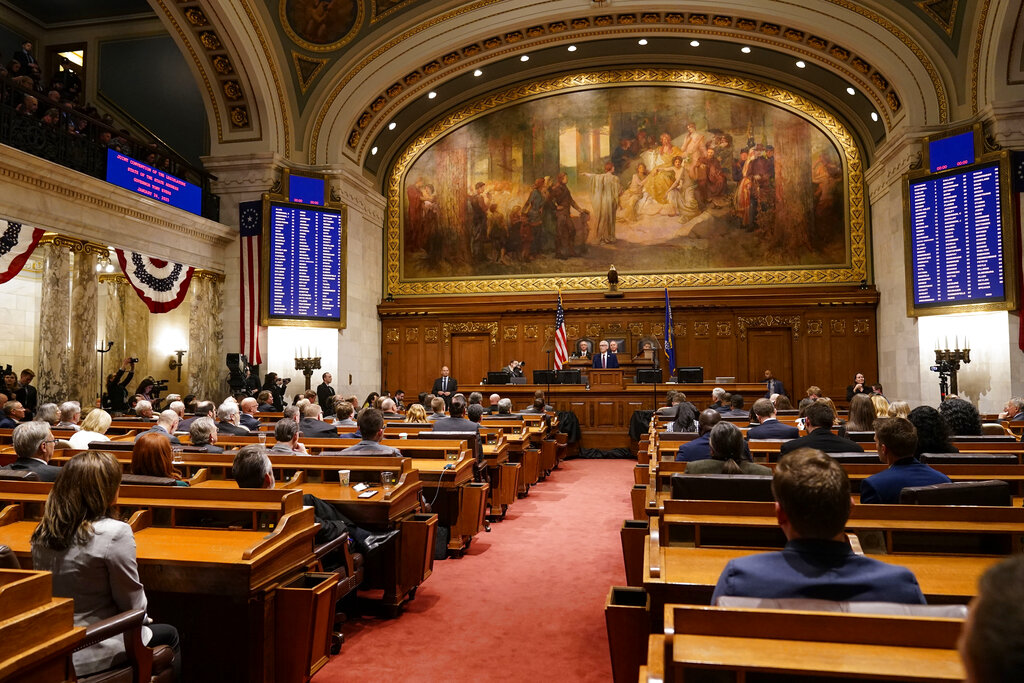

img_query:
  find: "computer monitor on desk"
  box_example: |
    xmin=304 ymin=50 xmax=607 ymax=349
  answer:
xmin=637 ymin=368 xmax=661 ymax=384
xmin=676 ymin=366 xmax=704 ymax=383
xmin=533 ymin=370 xmax=558 ymax=385
xmin=486 ymin=371 xmax=511 ymax=385
xmin=557 ymin=369 xmax=582 ymax=384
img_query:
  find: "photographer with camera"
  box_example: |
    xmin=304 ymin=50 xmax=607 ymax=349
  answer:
xmin=105 ymin=358 xmax=136 ymax=415
xmin=260 ymin=372 xmax=289 ymax=411
xmin=503 ymin=359 xmax=524 ymax=377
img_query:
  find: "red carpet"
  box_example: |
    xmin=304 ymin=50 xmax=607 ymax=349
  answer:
xmin=315 ymin=458 xmax=634 ymax=682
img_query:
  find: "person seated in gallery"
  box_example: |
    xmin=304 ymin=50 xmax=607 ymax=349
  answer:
xmin=844 ymin=394 xmax=877 ymax=432
xmin=573 ymin=340 xmax=592 ymax=359
xmin=496 ymin=398 xmax=514 ymax=415
xmin=676 ymin=409 xmax=752 ymax=462
xmin=592 ymin=339 xmax=619 ymax=369
xmin=427 ymin=397 xmax=448 ymax=421
xmin=521 ymin=397 xmax=547 ymax=414
xmin=298 ymin=403 xmax=340 ymax=438
xmin=999 ymin=397 xmax=1024 ymax=422
xmin=188 ymin=417 xmax=223 ymax=453
xmin=0 ymin=400 xmax=25 ymax=428
xmin=35 ymin=402 xmax=61 ymax=426
xmin=779 ymin=401 xmax=863 ymax=456
xmin=486 ymin=393 xmax=501 ymax=414
xmin=9 ymin=421 xmax=61 ymax=481
xmin=906 ymin=405 xmax=958 ymax=455
xmin=656 ymin=391 xmax=679 ymax=418
xmin=339 ymin=409 xmax=402 ymax=456
xmin=938 ymin=397 xmax=983 ymax=436
xmin=711 ymin=448 xmax=926 ymax=604
xmin=846 ymin=372 xmax=869 ymax=402
xmin=668 ymin=394 xmax=699 ymax=433
xmin=797 ymin=385 xmax=821 ymax=411
xmin=178 ymin=401 xmax=214 ymax=433
xmin=131 ymin=432 xmax=189 ymax=485
xmin=335 ymin=402 xmax=358 ymax=427
xmin=256 ymin=390 xmax=276 ymax=412
xmin=403 ymin=404 xmax=427 ymax=423
xmin=56 ymin=401 xmax=82 ymax=431
xmin=719 ymin=394 xmax=750 ymax=419
xmin=238 ymin=397 xmax=261 ymax=431
xmin=379 ymin=398 xmax=403 ymax=420
xmin=959 ymin=554 xmax=1024 ymax=682
xmin=860 ymin=417 xmax=950 ymax=504
xmin=686 ymin=422 xmax=771 ymax=475
xmin=432 ymin=397 xmax=479 ymax=433
xmin=268 ymin=418 xmax=307 ymax=454
xmin=134 ymin=410 xmax=182 ymax=445
xmin=746 ymin=398 xmax=799 ymax=440
xmin=709 ymin=387 xmax=727 ymax=413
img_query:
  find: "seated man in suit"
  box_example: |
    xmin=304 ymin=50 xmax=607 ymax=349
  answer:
xmin=592 ymin=339 xmax=619 ymax=369
xmin=238 ymin=397 xmax=261 ymax=431
xmin=217 ymin=402 xmax=251 ymax=436
xmin=134 ymin=399 xmax=155 ymax=420
xmin=8 ymin=421 xmax=61 ymax=481
xmin=720 ymin=394 xmax=749 ymax=419
xmin=56 ymin=401 xmax=81 ymax=431
xmin=711 ymin=448 xmax=926 ymax=604
xmin=188 ymin=417 xmax=224 ymax=453
xmin=860 ymin=416 xmax=950 ymax=504
xmin=135 ymin=410 xmax=182 ymax=445
xmin=676 ymin=409 xmax=752 ymax=462
xmin=379 ymin=398 xmax=403 ymax=420
xmin=709 ymin=387 xmax=727 ymax=413
xmin=432 ymin=397 xmax=482 ymax=459
xmin=687 ymin=422 xmax=771 ymax=475
xmin=269 ymin=418 xmax=307 ymax=454
xmin=779 ymin=400 xmax=863 ymax=455
xmin=575 ymin=339 xmax=592 ymax=359
xmin=959 ymin=554 xmax=1024 ymax=682
xmin=0 ymin=400 xmax=24 ymax=429
xmin=334 ymin=402 xmax=357 ymax=428
xmin=427 ymin=397 xmax=448 ymax=421
xmin=178 ymin=401 xmax=214 ymax=433
xmin=1000 ymin=397 xmax=1024 ymax=422
xmin=431 ymin=366 xmax=457 ymax=407
xmin=747 ymin=398 xmax=800 ymax=440
xmin=299 ymin=403 xmax=340 ymax=438
xmin=339 ymin=408 xmax=402 ymax=456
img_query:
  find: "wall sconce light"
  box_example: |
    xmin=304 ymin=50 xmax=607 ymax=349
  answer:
xmin=94 ymin=254 xmax=115 ymax=273
xmin=168 ymin=350 xmax=186 ymax=382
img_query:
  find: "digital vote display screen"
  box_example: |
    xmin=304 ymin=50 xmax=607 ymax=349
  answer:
xmin=267 ymin=202 xmax=342 ymax=322
xmin=909 ymin=162 xmax=1005 ymax=309
xmin=928 ymin=131 xmax=975 ymax=173
xmin=288 ymin=174 xmax=325 ymax=205
xmin=105 ymin=149 xmax=202 ymax=215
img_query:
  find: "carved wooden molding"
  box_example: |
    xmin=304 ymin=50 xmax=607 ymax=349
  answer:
xmin=442 ymin=321 xmax=498 ymax=345
xmin=736 ymin=315 xmax=801 ymax=341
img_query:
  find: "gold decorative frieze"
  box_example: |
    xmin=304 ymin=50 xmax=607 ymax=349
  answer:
xmin=97 ymin=273 xmax=128 ymax=285
xmin=193 ymin=269 xmax=226 ymax=283
xmin=38 ymin=233 xmax=83 ymax=252
xmin=586 ymin=323 xmax=602 ymax=338
xmin=830 ymin=319 xmax=847 ymax=335
xmin=853 ymin=318 xmax=871 ymax=335
xmin=503 ymin=325 xmax=518 ymax=341
xmin=424 ymin=326 xmax=439 ymax=343
xmin=652 ymin=323 xmax=665 ymax=337
xmin=567 ymin=324 xmax=580 ymax=338
xmin=673 ymin=322 xmax=687 ymax=337
xmin=628 ymin=322 xmax=643 ymax=337
xmin=807 ymin=319 xmax=823 ymax=336
xmin=694 ymin=322 xmax=710 ymax=338
xmin=405 ymin=327 xmax=419 ymax=342
xmin=716 ymin=322 xmax=733 ymax=338
xmin=442 ymin=321 xmax=499 ymax=345
xmin=736 ymin=315 xmax=801 ymax=341
xmin=524 ymin=324 xmax=539 ymax=340
xmin=385 ymin=327 xmax=400 ymax=343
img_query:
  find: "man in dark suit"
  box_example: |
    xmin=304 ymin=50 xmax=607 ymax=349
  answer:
xmin=216 ymin=402 xmax=251 ymax=436
xmin=0 ymin=401 xmax=24 ymax=429
xmin=433 ymin=398 xmax=482 ymax=459
xmin=592 ymin=340 xmax=619 ymax=369
xmin=339 ymin=409 xmax=401 ymax=455
xmin=379 ymin=398 xmax=403 ymax=420
xmin=188 ymin=417 xmax=224 ymax=453
xmin=860 ymin=417 xmax=951 ymax=504
xmin=8 ymin=421 xmax=60 ymax=482
xmin=720 ymin=394 xmax=749 ymax=419
xmin=1002 ymin=397 xmax=1024 ymax=422
xmin=432 ymin=366 xmax=457 ymax=407
xmin=238 ymin=397 xmax=261 ymax=431
xmin=135 ymin=410 xmax=182 ymax=445
xmin=14 ymin=369 xmax=36 ymax=419
xmin=711 ymin=448 xmax=925 ymax=604
xmin=299 ymin=403 xmax=340 ymax=438
xmin=747 ymin=398 xmax=799 ymax=440
xmin=178 ymin=401 xmax=214 ymax=433
xmin=676 ymin=409 xmax=753 ymax=462
xmin=316 ymin=373 xmax=335 ymax=412
xmin=763 ymin=369 xmax=786 ymax=398
xmin=779 ymin=401 xmax=863 ymax=456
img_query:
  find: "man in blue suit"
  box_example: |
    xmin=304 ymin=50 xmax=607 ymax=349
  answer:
xmin=763 ymin=369 xmax=786 ymax=397
xmin=592 ymin=340 xmax=619 ymax=369
xmin=860 ymin=417 xmax=950 ymax=504
xmin=711 ymin=449 xmax=925 ymax=604
xmin=676 ymin=409 xmax=752 ymax=462
xmin=747 ymin=398 xmax=799 ymax=440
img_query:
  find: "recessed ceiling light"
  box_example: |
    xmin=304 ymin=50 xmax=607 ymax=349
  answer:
xmin=388 ymin=122 xmax=396 ymax=130
xmin=846 ymin=87 xmax=856 ymax=95
xmin=568 ymin=45 xmax=577 ymax=52
xmin=741 ymin=46 xmax=751 ymax=54
xmin=473 ymin=69 xmax=483 ymax=77
xmin=870 ymin=111 xmax=879 ymax=122
xmin=520 ymin=55 xmax=529 ymax=62
xmin=638 ymin=39 xmax=648 ymax=46
xmin=690 ymin=40 xmax=700 ymax=47
xmin=795 ymin=60 xmax=806 ymax=68
xmin=371 ymin=146 xmax=378 ymax=155
xmin=428 ymin=91 xmax=437 ymax=99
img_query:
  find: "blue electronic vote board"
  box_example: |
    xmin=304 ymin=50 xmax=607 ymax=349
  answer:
xmin=267 ymin=202 xmax=341 ymax=321
xmin=909 ymin=162 xmax=1004 ymax=308
xmin=928 ymin=130 xmax=975 ymax=173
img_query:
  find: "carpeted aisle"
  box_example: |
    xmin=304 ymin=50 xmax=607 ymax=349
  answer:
xmin=314 ymin=458 xmax=635 ymax=682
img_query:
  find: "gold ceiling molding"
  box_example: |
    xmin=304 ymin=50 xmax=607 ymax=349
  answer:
xmin=193 ymin=269 xmax=226 ymax=282
xmin=292 ymin=51 xmax=329 ymax=93
xmin=239 ymin=0 xmax=292 ymax=155
xmin=384 ymin=68 xmax=867 ymax=297
xmin=339 ymin=9 xmax=909 ymax=158
xmin=98 ymin=273 xmax=128 ymax=285
xmin=371 ymin=0 xmax=420 ymax=24
xmin=37 ymin=233 xmax=84 ymax=252
xmin=916 ymin=0 xmax=960 ymax=35
xmin=970 ymin=0 xmax=993 ymax=114
xmin=278 ymin=0 xmax=364 ymax=52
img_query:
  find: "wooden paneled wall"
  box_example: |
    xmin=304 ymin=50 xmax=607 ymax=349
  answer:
xmin=378 ymin=286 xmax=879 ymax=405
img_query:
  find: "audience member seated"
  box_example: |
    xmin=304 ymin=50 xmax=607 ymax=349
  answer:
xmin=845 ymin=394 xmax=876 ymax=432
xmin=817 ymin=397 xmax=843 ymax=427
xmin=56 ymin=401 xmax=81 ymax=431
xmin=31 ymin=451 xmax=182 ymax=679
xmin=269 ymin=418 xmax=307 ymax=454
xmin=870 ymin=393 xmax=890 ymax=417
xmin=677 ymin=410 xmax=753 ymax=462
xmin=687 ymin=423 xmax=771 ymax=475
xmin=68 ymin=409 xmax=112 ymax=449
xmin=299 ymin=403 xmax=340 ymax=438
xmin=393 ymin=389 xmax=406 ymax=410
xmin=887 ymin=400 xmax=910 ymax=419
xmin=487 ymin=393 xmax=501 ymax=414
xmin=362 ymin=392 xmax=380 ymax=409
xmin=135 ymin=410 xmax=181 ymax=445
xmin=0 ymin=371 xmax=17 ymax=402
xmin=335 ymin=402 xmax=357 ymax=427
xmin=797 ymin=385 xmax=821 ymax=411
xmin=860 ymin=417 xmax=950 ymax=504
xmin=747 ymin=398 xmax=799 ymax=439
xmin=907 ymin=406 xmax=958 ymax=456
xmin=133 ymin=399 xmax=155 ymax=420
xmin=256 ymin=390 xmax=276 ymax=412
xmin=959 ymin=554 xmax=1024 ymax=682
xmin=774 ymin=394 xmax=794 ymax=411
xmin=216 ymin=402 xmax=250 ymax=436
xmin=35 ymin=402 xmax=60 ymax=426
xmin=467 ymin=404 xmax=484 ymax=424
xmin=669 ymin=393 xmax=699 ymax=433
xmin=709 ymin=387 xmax=727 ymax=412
xmin=999 ymin=397 xmax=1024 ymax=423
xmin=656 ymin=391 xmax=679 ymax=417
xmin=720 ymin=394 xmax=749 ymax=419
xmin=532 ymin=390 xmax=553 ymax=411
xmin=167 ymin=400 xmax=185 ymax=420
xmin=432 ymin=397 xmax=479 ymax=432
xmin=711 ymin=448 xmax=925 ymax=604
xmin=496 ymin=398 xmax=513 ymax=415
xmin=188 ymin=417 xmax=222 ymax=453
xmin=780 ymin=401 xmax=863 ymax=456
xmin=177 ymin=401 xmax=214 ymax=433
xmin=0 ymin=400 xmax=24 ymax=428
xmin=522 ymin=397 xmax=546 ymax=413
xmin=380 ymin=398 xmax=403 ymax=419
xmin=403 ymin=404 xmax=427 ymax=423
xmin=238 ymin=397 xmax=260 ymax=431
xmin=9 ymin=421 xmax=60 ymax=481
xmin=339 ymin=409 xmax=401 ymax=456
xmin=132 ymin=432 xmax=188 ymax=485
xmin=939 ymin=397 xmax=982 ymax=436
xmin=427 ymin=397 xmax=447 ymax=421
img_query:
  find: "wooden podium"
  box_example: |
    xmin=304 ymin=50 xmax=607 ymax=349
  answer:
xmin=590 ymin=369 xmax=624 ymax=388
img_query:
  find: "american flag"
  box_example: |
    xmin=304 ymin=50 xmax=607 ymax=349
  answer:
xmin=239 ymin=201 xmax=263 ymax=365
xmin=553 ymin=290 xmax=568 ymax=369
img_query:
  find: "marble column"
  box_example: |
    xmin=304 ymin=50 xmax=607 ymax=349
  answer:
xmin=189 ymin=271 xmax=227 ymax=401
xmin=68 ymin=248 xmax=100 ymax=406
xmin=123 ymin=277 xmax=151 ymax=388
xmin=36 ymin=235 xmax=77 ymax=404
xmin=101 ymin=274 xmax=128 ymax=361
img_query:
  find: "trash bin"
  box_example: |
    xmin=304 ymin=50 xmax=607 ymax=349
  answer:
xmin=604 ymin=586 xmax=650 ymax=683
xmin=275 ymin=571 xmax=340 ymax=683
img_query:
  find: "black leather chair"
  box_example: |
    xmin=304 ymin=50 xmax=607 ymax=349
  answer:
xmin=0 ymin=468 xmax=39 ymax=481
xmin=75 ymin=608 xmax=175 ymax=683
xmin=920 ymin=453 xmax=1018 ymax=465
xmin=899 ymin=480 xmax=1012 ymax=506
xmin=670 ymin=473 xmax=774 ymax=501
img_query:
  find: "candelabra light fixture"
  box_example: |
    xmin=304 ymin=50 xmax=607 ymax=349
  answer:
xmin=931 ymin=336 xmax=970 ymax=400
xmin=295 ymin=348 xmax=322 ymax=392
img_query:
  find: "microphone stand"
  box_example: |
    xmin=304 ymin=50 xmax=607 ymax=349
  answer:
xmin=544 ymin=349 xmax=552 ymax=396
xmin=96 ymin=340 xmax=114 ymax=407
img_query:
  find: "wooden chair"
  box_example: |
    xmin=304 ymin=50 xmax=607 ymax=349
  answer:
xmin=75 ymin=608 xmax=175 ymax=683
xmin=899 ymin=480 xmax=1012 ymax=506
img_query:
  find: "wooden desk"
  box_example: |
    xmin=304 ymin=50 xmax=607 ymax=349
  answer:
xmin=0 ymin=569 xmax=83 ymax=682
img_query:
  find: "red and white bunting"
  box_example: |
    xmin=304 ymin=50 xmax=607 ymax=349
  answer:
xmin=115 ymin=249 xmax=195 ymax=314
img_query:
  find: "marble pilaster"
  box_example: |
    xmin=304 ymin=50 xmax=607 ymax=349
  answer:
xmin=68 ymin=249 xmax=100 ymax=406
xmin=188 ymin=271 xmax=227 ymax=401
xmin=36 ymin=236 xmax=76 ymax=404
xmin=101 ymin=274 xmax=128 ymax=361
xmin=123 ymin=278 xmax=151 ymax=387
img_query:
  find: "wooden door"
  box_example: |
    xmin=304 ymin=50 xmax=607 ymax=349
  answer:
xmin=746 ymin=329 xmax=794 ymax=398
xmin=450 ymin=334 xmax=491 ymax=387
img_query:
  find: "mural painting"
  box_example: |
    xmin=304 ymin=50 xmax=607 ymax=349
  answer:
xmin=282 ymin=0 xmax=359 ymax=45
xmin=399 ymin=85 xmax=850 ymax=283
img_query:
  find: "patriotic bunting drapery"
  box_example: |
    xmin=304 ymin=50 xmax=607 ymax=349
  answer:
xmin=114 ymin=249 xmax=195 ymax=314
xmin=0 ymin=219 xmax=44 ymax=284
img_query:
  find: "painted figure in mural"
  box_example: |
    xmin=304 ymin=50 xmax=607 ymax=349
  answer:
xmin=422 ymin=184 xmax=442 ymax=263
xmin=619 ymin=163 xmax=650 ymax=222
xmin=546 ymin=173 xmax=587 ymax=258
xmin=521 ymin=178 xmax=546 ymax=261
xmin=611 ymin=137 xmax=636 ymax=174
xmin=678 ymin=122 xmax=706 ymax=171
xmin=487 ymin=203 xmax=509 ymax=264
xmin=641 ymin=133 xmax=683 ymax=207
xmin=694 ymin=145 xmax=729 ymax=209
xmin=469 ymin=182 xmax=488 ymax=260
xmin=507 ymin=207 xmax=523 ymax=263
xmin=406 ymin=177 xmax=425 ymax=250
xmin=581 ymin=161 xmax=620 ymax=245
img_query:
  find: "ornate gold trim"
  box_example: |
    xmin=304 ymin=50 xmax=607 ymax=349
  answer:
xmin=915 ymin=0 xmax=960 ymax=36
xmin=81 ymin=242 xmax=110 ymax=258
xmin=292 ymin=51 xmax=329 ymax=93
xmin=970 ymin=0 xmax=993 ymax=114
xmin=442 ymin=321 xmax=498 ymax=345
xmin=240 ymin=0 xmax=292 ymax=153
xmin=193 ymin=269 xmax=226 ymax=282
xmin=98 ymin=273 xmax=129 ymax=285
xmin=371 ymin=0 xmax=419 ymax=24
xmin=278 ymin=0 xmax=365 ymax=52
xmin=385 ymin=68 xmax=867 ymax=296
xmin=736 ymin=315 xmax=801 ymax=341
xmin=38 ymin=233 xmax=84 ymax=251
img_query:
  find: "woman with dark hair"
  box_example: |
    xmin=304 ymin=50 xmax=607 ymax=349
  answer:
xmin=261 ymin=372 xmax=285 ymax=410
xmin=846 ymin=394 xmax=876 ymax=432
xmin=938 ymin=397 xmax=982 ymax=436
xmin=671 ymin=399 xmax=699 ymax=433
xmin=131 ymin=432 xmax=187 ymax=485
xmin=687 ymin=422 xmax=771 ymax=475
xmin=31 ymin=451 xmax=182 ymax=679
xmin=363 ymin=392 xmax=380 ymax=409
xmin=907 ymin=405 xmax=958 ymax=456
xmin=774 ymin=394 xmax=794 ymax=411
xmin=135 ymin=376 xmax=156 ymax=401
